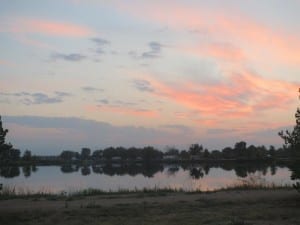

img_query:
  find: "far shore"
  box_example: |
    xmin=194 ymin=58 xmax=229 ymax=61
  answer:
xmin=1 ymin=157 xmax=297 ymax=167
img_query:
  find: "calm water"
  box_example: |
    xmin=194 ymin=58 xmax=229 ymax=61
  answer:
xmin=0 ymin=163 xmax=295 ymax=193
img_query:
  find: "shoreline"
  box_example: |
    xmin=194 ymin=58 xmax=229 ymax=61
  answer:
xmin=0 ymin=184 xmax=294 ymax=200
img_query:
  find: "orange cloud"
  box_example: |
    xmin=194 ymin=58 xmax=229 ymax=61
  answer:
xmin=2 ymin=18 xmax=94 ymax=37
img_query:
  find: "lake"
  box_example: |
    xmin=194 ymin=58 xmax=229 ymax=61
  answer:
xmin=0 ymin=163 xmax=296 ymax=193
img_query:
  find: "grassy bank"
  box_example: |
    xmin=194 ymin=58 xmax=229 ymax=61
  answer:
xmin=0 ymin=188 xmax=299 ymax=225
xmin=0 ymin=180 xmax=293 ymax=200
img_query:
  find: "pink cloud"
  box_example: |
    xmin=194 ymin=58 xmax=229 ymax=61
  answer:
xmin=139 ymin=71 xmax=299 ymax=124
xmin=2 ymin=18 xmax=94 ymax=37
xmin=184 ymin=42 xmax=246 ymax=63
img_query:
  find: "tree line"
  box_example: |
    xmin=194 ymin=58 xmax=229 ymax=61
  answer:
xmin=57 ymin=141 xmax=292 ymax=163
xmin=0 ymin=115 xmax=298 ymax=164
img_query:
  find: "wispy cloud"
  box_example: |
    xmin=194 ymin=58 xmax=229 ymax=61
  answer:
xmin=88 ymin=98 xmax=157 ymax=117
xmin=0 ymin=91 xmax=72 ymax=105
xmin=96 ymin=99 xmax=137 ymax=107
xmin=129 ymin=42 xmax=164 ymax=59
xmin=161 ymin=124 xmax=194 ymax=134
xmin=132 ymin=79 xmax=155 ymax=92
xmin=88 ymin=104 xmax=159 ymax=118
xmin=51 ymin=53 xmax=86 ymax=62
xmin=142 ymin=42 xmax=163 ymax=59
xmin=97 ymin=99 xmax=109 ymax=104
xmin=206 ymin=128 xmax=239 ymax=135
xmin=1 ymin=18 xmax=94 ymax=37
xmin=90 ymin=37 xmax=111 ymax=55
xmin=81 ymin=86 xmax=104 ymax=92
xmin=90 ymin=37 xmax=110 ymax=46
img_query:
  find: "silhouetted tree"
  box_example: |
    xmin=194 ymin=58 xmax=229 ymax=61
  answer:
xmin=92 ymin=149 xmax=103 ymax=161
xmin=141 ymin=146 xmax=162 ymax=161
xmin=180 ymin=150 xmax=189 ymax=160
xmin=289 ymin=163 xmax=300 ymax=192
xmin=278 ymin=89 xmax=300 ymax=192
xmin=234 ymin=141 xmax=247 ymax=159
xmin=269 ymin=145 xmax=276 ymax=158
xmin=279 ymin=108 xmax=300 ymax=157
xmin=60 ymin=164 xmax=79 ymax=173
xmin=0 ymin=166 xmax=20 ymax=178
xmin=222 ymin=147 xmax=235 ymax=159
xmin=23 ymin=150 xmax=32 ymax=161
xmin=0 ymin=116 xmax=14 ymax=162
xmin=203 ymin=149 xmax=210 ymax=158
xmin=22 ymin=165 xmax=31 ymax=178
xmin=60 ymin=150 xmax=79 ymax=161
xmin=81 ymin=166 xmax=91 ymax=176
xmin=210 ymin=150 xmax=222 ymax=159
xmin=165 ymin=147 xmax=179 ymax=156
xmin=0 ymin=116 xmax=9 ymax=147
xmin=102 ymin=147 xmax=115 ymax=160
xmin=189 ymin=144 xmax=203 ymax=156
xmin=189 ymin=167 xmax=204 ymax=179
xmin=81 ymin=148 xmax=91 ymax=160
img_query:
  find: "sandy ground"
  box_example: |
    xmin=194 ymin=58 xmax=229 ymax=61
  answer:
xmin=0 ymin=189 xmax=299 ymax=225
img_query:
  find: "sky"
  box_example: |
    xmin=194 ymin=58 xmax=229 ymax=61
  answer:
xmin=1 ymin=0 xmax=300 ymax=155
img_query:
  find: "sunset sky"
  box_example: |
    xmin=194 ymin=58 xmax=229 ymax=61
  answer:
xmin=1 ymin=0 xmax=300 ymax=155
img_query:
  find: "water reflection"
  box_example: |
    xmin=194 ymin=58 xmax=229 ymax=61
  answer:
xmin=1 ymin=162 xmax=298 ymax=193
xmin=0 ymin=162 xmax=296 ymax=180
xmin=0 ymin=165 xmax=38 ymax=178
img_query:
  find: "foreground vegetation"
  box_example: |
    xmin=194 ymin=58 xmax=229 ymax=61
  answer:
xmin=0 ymin=188 xmax=299 ymax=225
xmin=0 ymin=177 xmax=293 ymax=200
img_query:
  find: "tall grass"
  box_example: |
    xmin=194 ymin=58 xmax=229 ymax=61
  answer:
xmin=0 ymin=178 xmax=293 ymax=200
xmin=0 ymin=184 xmax=57 ymax=200
xmin=69 ymin=186 xmax=199 ymax=197
xmin=218 ymin=175 xmax=292 ymax=191
xmin=0 ymin=184 xmax=201 ymax=199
